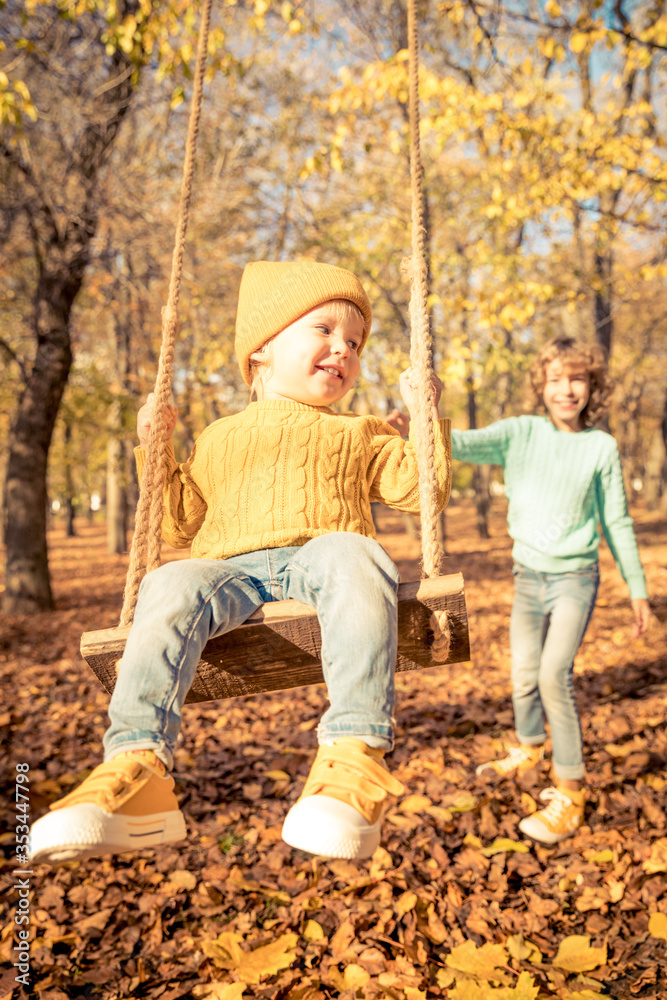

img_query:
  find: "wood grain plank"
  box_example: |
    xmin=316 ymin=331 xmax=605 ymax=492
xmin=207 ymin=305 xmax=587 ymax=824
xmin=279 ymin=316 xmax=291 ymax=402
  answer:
xmin=81 ymin=573 xmax=470 ymax=703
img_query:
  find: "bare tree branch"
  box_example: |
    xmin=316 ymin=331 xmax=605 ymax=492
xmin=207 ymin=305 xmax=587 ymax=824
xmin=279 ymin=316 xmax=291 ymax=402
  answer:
xmin=0 ymin=337 xmax=28 ymax=382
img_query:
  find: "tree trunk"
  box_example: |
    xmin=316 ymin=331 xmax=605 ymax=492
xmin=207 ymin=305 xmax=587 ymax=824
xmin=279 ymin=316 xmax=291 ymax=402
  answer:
xmin=65 ymin=498 xmax=76 ymax=538
xmin=594 ymin=247 xmax=613 ymax=358
xmin=125 ymin=438 xmax=139 ymax=528
xmin=107 ymin=428 xmax=128 ymax=556
xmin=64 ymin=421 xmax=76 ymax=538
xmin=1 ymin=11 xmax=136 ymax=612
xmin=594 ymin=189 xmax=620 ymax=360
xmin=467 ymin=375 xmax=490 ymax=539
xmin=106 ymin=289 xmax=133 ymax=555
xmin=3 ymin=289 xmax=73 ymax=612
xmin=644 ymin=388 xmax=667 ymax=510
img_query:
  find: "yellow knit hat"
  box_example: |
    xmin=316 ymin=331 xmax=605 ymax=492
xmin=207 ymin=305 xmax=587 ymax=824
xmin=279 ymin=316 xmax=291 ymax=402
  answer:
xmin=235 ymin=260 xmax=373 ymax=385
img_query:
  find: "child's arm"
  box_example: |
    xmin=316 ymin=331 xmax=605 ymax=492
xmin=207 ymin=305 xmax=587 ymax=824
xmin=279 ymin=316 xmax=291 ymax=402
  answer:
xmin=366 ymin=369 xmax=450 ymax=513
xmin=388 ymin=407 xmax=517 ymax=467
xmin=630 ymin=598 xmax=651 ymax=637
xmin=135 ymin=394 xmax=207 ymax=547
xmin=596 ymin=441 xmax=650 ymax=636
xmin=385 ymin=409 xmax=410 ymax=438
xmin=450 ymin=421 xmax=518 ymax=466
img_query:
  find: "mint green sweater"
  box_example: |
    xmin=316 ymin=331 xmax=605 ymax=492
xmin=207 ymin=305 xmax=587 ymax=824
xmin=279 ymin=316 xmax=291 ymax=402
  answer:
xmin=451 ymin=415 xmax=647 ymax=599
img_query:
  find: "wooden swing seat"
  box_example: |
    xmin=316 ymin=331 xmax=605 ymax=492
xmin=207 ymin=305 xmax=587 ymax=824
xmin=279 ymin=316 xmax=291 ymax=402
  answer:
xmin=81 ymin=573 xmax=469 ymax=704
xmin=94 ymin=0 xmax=471 ymax=709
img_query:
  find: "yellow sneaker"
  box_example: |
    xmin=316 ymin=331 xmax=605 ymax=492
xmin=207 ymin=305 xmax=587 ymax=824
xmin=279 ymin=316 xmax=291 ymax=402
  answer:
xmin=281 ymin=738 xmax=404 ymax=860
xmin=29 ymin=750 xmax=186 ymax=865
xmin=476 ymin=744 xmax=544 ymax=778
xmin=519 ymin=786 xmax=585 ymax=844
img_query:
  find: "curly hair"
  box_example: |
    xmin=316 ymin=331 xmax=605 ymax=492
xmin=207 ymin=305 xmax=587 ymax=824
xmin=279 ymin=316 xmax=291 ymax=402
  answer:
xmin=527 ymin=336 xmax=613 ymax=427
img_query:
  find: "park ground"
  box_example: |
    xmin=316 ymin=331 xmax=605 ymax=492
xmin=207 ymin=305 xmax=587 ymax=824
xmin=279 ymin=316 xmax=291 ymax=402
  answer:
xmin=0 ymin=499 xmax=666 ymax=1000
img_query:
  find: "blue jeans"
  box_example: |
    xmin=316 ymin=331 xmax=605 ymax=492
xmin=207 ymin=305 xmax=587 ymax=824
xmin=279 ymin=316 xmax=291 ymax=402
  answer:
xmin=104 ymin=533 xmax=400 ymax=768
xmin=510 ymin=562 xmax=599 ymax=781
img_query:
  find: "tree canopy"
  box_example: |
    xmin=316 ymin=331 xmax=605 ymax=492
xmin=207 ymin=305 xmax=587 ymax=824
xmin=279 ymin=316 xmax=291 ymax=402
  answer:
xmin=1 ymin=0 xmax=666 ymax=609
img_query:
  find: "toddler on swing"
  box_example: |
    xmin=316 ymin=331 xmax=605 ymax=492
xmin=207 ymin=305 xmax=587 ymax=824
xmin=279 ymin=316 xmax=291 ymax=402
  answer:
xmin=30 ymin=260 xmax=451 ymax=865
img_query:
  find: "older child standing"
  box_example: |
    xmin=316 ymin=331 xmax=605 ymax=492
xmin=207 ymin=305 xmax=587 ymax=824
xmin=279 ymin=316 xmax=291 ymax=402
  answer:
xmin=451 ymin=336 xmax=650 ymax=843
xmin=30 ymin=260 xmax=451 ymax=865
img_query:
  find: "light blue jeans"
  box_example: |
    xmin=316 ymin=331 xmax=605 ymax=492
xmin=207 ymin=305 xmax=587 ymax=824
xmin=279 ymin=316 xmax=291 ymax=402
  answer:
xmin=510 ymin=562 xmax=599 ymax=781
xmin=104 ymin=533 xmax=400 ymax=768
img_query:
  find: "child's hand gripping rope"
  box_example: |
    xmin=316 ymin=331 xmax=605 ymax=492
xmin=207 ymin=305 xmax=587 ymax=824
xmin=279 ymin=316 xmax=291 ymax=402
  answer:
xmin=137 ymin=392 xmax=179 ymax=447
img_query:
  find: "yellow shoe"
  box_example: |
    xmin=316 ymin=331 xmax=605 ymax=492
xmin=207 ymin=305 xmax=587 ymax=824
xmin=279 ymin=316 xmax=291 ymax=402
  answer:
xmin=476 ymin=744 xmax=544 ymax=778
xmin=29 ymin=750 xmax=186 ymax=865
xmin=519 ymin=786 xmax=585 ymax=844
xmin=281 ymin=738 xmax=404 ymax=860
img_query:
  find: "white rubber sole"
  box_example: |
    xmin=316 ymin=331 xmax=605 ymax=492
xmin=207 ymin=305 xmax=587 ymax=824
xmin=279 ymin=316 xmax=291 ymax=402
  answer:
xmin=475 ymin=762 xmax=501 ymax=777
xmin=281 ymin=795 xmax=380 ymax=860
xmin=518 ymin=813 xmax=579 ymax=845
xmin=29 ymin=803 xmax=187 ymax=864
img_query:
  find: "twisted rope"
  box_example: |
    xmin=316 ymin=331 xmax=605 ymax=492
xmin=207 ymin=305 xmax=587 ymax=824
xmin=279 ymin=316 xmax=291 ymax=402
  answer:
xmin=117 ymin=0 xmax=449 ymax=666
xmin=120 ymin=0 xmax=213 ymax=626
xmin=405 ymin=0 xmax=450 ymax=661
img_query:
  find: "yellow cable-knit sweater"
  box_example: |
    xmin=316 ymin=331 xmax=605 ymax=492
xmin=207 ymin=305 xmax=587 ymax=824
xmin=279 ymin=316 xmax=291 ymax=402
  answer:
xmin=135 ymin=399 xmax=452 ymax=560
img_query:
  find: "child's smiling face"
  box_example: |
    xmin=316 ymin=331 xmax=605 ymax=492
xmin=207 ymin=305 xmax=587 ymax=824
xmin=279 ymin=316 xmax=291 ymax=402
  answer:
xmin=542 ymin=358 xmax=591 ymax=432
xmin=251 ymin=300 xmax=364 ymax=407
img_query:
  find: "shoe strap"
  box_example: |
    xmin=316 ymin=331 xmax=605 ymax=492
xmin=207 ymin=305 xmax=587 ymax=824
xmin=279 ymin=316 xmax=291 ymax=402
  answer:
xmin=303 ymin=745 xmax=404 ymax=800
xmin=50 ymin=757 xmax=156 ymax=813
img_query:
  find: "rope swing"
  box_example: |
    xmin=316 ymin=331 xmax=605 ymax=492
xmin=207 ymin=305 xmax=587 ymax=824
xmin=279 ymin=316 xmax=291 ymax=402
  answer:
xmin=404 ymin=0 xmax=451 ymax=660
xmin=120 ymin=0 xmax=214 ymax=626
xmin=82 ymin=0 xmax=467 ymax=703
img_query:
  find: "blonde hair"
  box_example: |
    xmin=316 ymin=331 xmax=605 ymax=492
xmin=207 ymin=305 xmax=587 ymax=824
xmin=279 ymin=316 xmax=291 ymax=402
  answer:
xmin=249 ymin=341 xmax=274 ymax=401
xmin=249 ymin=298 xmax=365 ymax=401
xmin=528 ymin=336 xmax=612 ymax=427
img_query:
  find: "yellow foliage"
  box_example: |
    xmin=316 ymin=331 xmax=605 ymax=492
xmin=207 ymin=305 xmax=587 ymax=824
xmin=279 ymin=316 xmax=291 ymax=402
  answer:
xmin=480 ymin=838 xmax=530 ymax=857
xmin=201 ymin=931 xmax=298 ymax=984
xmin=493 ymin=972 xmax=540 ymax=999
xmin=448 ymin=982 xmax=490 ymax=1000
xmin=436 ymin=968 xmax=456 ymax=989
xmin=570 ymin=32 xmax=590 ymax=54
xmin=343 ymin=964 xmax=370 ymax=989
xmin=643 ymin=838 xmax=667 ymax=873
xmin=447 ymin=974 xmax=539 ymax=999
xmin=648 ymin=912 xmax=667 ymax=940
xmin=446 ymin=939 xmax=508 ymax=977
xmin=399 ymin=794 xmax=432 ymax=814
xmin=193 ymin=985 xmax=247 ymax=1000
xmin=506 ymin=934 xmax=542 ymax=964
xmin=587 ymin=848 xmax=614 ymax=864
xmin=328 ymin=963 xmax=371 ymax=992
xmin=0 ymin=73 xmax=38 ymax=125
xmin=302 ymin=919 xmax=324 ymax=942
xmin=394 ymin=890 xmax=418 ymax=915
xmin=444 ymin=791 xmax=478 ymax=813
xmin=552 ymin=935 xmax=607 ymax=973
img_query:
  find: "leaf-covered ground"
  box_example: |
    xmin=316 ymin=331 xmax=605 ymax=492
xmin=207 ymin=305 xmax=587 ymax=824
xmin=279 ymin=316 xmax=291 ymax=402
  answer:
xmin=1 ymin=501 xmax=666 ymax=1000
